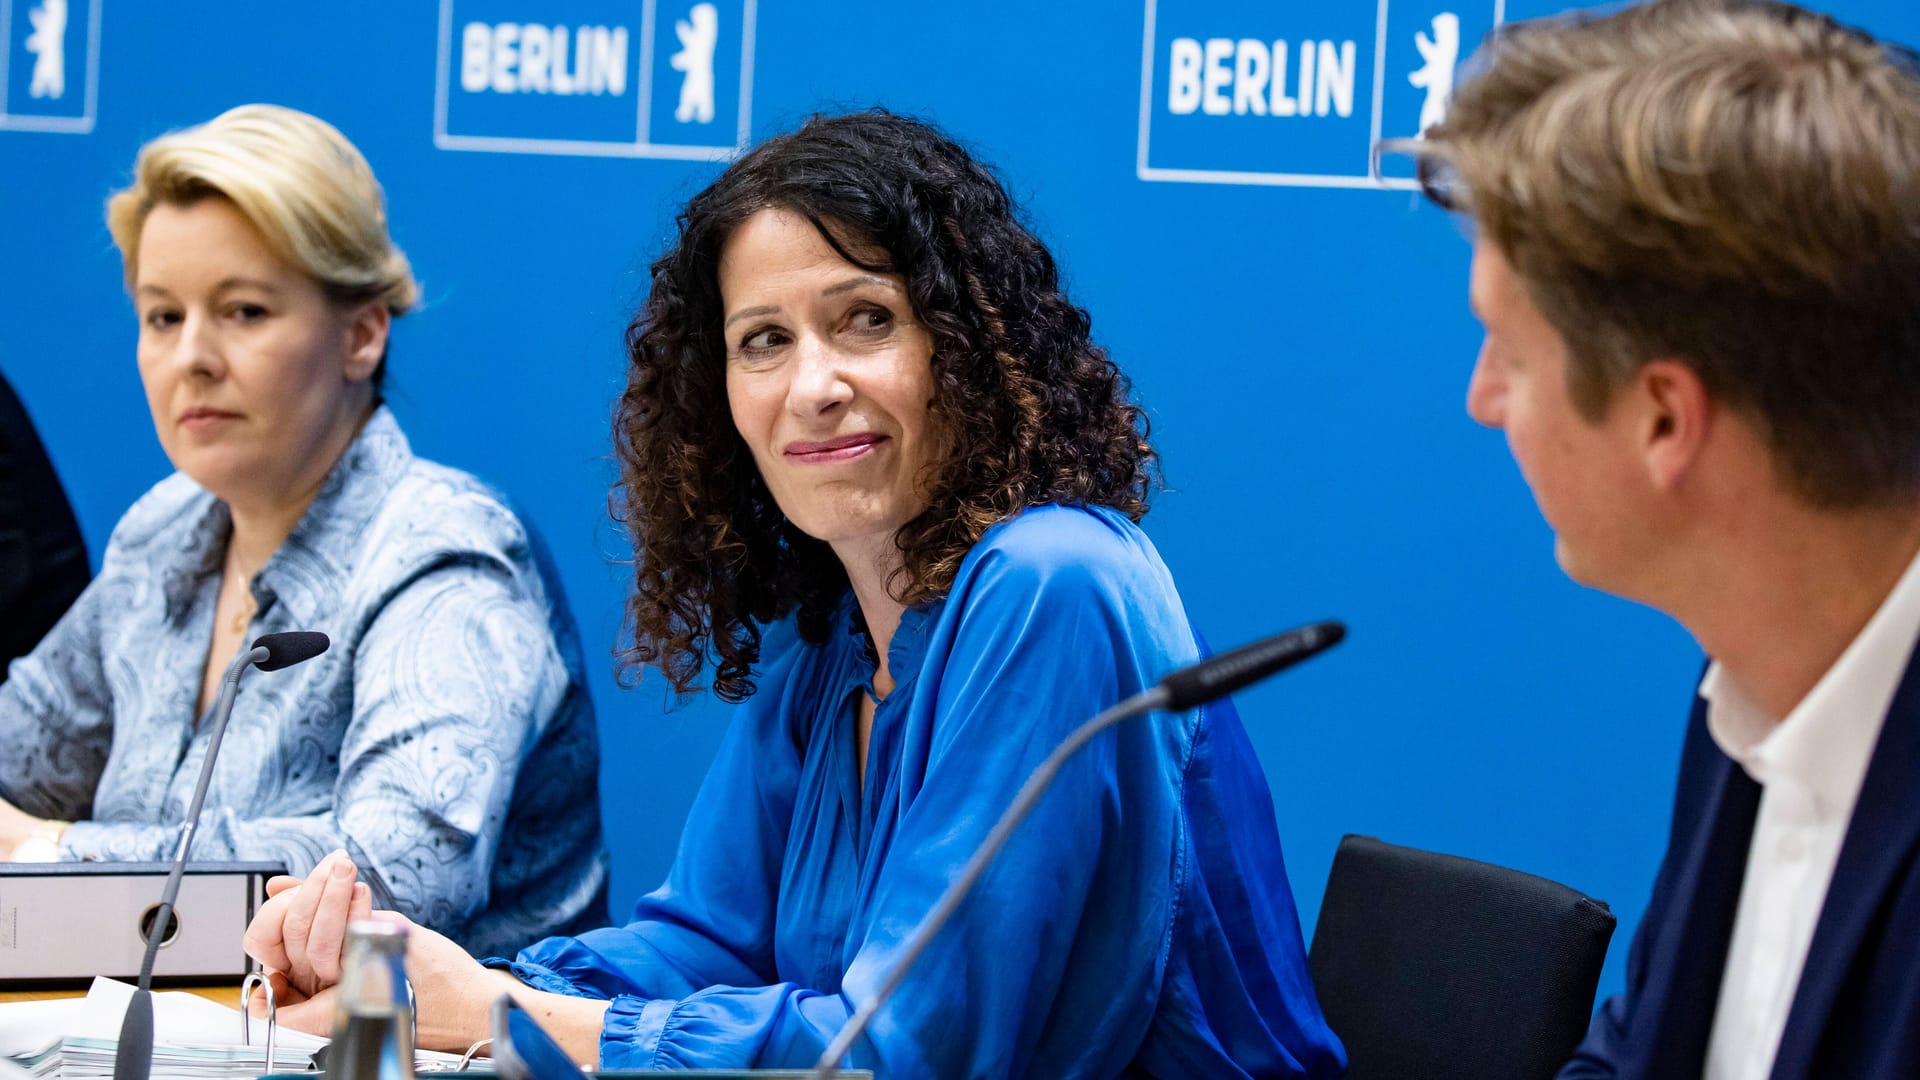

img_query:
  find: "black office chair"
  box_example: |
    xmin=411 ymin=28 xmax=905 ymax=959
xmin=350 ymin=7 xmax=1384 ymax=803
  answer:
xmin=1308 ymin=834 xmax=1616 ymax=1080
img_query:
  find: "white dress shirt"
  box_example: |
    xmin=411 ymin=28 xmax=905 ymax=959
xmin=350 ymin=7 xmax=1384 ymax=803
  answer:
xmin=1701 ymin=546 xmax=1920 ymax=1080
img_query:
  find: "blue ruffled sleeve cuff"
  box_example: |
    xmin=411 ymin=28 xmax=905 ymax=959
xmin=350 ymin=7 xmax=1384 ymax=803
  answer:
xmin=480 ymin=955 xmax=595 ymax=999
xmin=480 ymin=957 xmax=666 ymax=1067
xmin=600 ymin=997 xmax=676 ymax=1067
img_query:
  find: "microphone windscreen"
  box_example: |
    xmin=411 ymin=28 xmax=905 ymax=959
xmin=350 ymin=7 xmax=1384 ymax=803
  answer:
xmin=112 ymin=987 xmax=153 ymax=1080
xmin=252 ymin=631 xmax=331 ymax=672
xmin=1159 ymin=621 xmax=1345 ymax=711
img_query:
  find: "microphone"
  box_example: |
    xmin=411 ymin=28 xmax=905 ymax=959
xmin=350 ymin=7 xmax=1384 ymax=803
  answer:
xmin=1161 ymin=620 xmax=1344 ymax=711
xmin=112 ymin=631 xmax=331 ymax=1080
xmin=253 ymin=630 xmax=329 ymax=672
xmin=810 ymin=620 xmax=1346 ymax=1079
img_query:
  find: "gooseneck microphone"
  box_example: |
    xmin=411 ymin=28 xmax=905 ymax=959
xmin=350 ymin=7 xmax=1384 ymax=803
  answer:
xmin=250 ymin=630 xmax=330 ymax=672
xmin=810 ymin=620 xmax=1346 ymax=1079
xmin=112 ymin=631 xmax=331 ymax=1080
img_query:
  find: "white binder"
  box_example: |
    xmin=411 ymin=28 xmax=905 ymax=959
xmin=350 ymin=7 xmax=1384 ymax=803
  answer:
xmin=0 ymin=863 xmax=281 ymax=984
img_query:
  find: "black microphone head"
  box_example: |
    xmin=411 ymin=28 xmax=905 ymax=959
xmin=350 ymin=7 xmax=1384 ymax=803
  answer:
xmin=1159 ymin=620 xmax=1346 ymax=712
xmin=1294 ymin=620 xmax=1345 ymax=653
xmin=251 ymin=631 xmax=330 ymax=672
xmin=112 ymin=987 xmax=154 ymax=1080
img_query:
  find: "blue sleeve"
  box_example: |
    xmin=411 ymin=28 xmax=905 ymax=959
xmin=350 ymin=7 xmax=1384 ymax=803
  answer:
xmin=503 ymin=629 xmax=811 ymax=1057
xmin=1559 ymin=995 xmax=1629 ymax=1078
xmin=0 ymin=573 xmax=113 ymax=820
xmin=518 ymin=511 xmax=1192 ymax=1074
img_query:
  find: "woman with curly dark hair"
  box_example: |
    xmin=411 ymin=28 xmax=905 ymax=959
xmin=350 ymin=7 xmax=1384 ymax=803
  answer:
xmin=246 ymin=110 xmax=1344 ymax=1078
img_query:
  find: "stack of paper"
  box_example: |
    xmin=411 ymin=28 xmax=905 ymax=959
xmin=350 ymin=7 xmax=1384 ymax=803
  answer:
xmin=46 ymin=1036 xmax=324 ymax=1079
xmin=0 ymin=978 xmax=461 ymax=1077
xmin=0 ymin=997 xmax=77 ymax=1078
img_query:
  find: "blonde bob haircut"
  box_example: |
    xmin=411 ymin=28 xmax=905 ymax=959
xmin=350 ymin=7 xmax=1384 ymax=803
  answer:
xmin=106 ymin=104 xmax=418 ymax=320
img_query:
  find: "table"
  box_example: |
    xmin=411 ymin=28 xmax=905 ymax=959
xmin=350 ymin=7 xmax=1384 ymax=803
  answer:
xmin=0 ymin=986 xmax=242 ymax=1006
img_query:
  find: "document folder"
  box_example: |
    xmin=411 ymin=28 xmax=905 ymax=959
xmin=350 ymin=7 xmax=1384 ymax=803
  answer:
xmin=0 ymin=862 xmax=283 ymax=985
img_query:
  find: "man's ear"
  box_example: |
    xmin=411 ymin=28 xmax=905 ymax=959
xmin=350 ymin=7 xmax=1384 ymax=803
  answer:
xmin=343 ymin=302 xmax=391 ymax=383
xmin=1637 ymin=359 xmax=1711 ymax=491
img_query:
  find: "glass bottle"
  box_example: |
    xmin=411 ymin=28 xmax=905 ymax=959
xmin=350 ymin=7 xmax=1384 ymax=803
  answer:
xmin=328 ymin=920 xmax=415 ymax=1080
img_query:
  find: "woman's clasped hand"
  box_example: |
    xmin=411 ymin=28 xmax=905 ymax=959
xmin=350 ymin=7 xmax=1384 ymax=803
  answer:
xmin=246 ymin=851 xmax=608 ymax=1057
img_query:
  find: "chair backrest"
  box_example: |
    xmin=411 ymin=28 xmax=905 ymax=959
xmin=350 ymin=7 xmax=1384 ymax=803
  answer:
xmin=1308 ymin=834 xmax=1616 ymax=1080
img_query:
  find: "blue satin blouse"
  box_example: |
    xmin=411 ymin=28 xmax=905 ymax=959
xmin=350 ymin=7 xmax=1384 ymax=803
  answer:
xmin=505 ymin=504 xmax=1344 ymax=1077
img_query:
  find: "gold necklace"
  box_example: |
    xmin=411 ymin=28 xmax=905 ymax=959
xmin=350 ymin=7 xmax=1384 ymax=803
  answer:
xmin=228 ymin=557 xmax=259 ymax=635
xmin=230 ymin=585 xmax=256 ymax=634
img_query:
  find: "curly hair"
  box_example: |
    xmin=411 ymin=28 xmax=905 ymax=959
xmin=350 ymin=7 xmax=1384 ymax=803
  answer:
xmin=613 ymin=110 xmax=1157 ymax=702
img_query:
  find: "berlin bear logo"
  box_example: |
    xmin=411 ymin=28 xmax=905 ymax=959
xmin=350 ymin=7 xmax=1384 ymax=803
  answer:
xmin=26 ymin=0 xmax=68 ymax=100
xmin=670 ymin=3 xmax=718 ymax=124
xmin=1408 ymin=12 xmax=1460 ymax=134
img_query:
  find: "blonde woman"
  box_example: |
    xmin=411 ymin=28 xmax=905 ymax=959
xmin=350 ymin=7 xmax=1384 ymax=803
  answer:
xmin=0 ymin=105 xmax=606 ymax=957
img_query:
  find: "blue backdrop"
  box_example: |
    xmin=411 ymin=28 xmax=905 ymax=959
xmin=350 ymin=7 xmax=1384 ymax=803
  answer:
xmin=3 ymin=0 xmax=1914 ymax=1006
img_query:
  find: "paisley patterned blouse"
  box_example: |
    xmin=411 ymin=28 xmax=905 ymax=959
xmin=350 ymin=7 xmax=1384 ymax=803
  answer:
xmin=0 ymin=406 xmax=607 ymax=956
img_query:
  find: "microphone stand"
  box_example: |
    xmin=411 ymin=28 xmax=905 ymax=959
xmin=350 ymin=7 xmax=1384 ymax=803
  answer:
xmin=111 ymin=641 xmax=268 ymax=1080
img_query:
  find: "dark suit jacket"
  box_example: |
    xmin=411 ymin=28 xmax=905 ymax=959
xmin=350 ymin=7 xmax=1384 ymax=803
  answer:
xmin=0 ymin=371 xmax=88 ymax=674
xmin=1560 ymin=653 xmax=1920 ymax=1078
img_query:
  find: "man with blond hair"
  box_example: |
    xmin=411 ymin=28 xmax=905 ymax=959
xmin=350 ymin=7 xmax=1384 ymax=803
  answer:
xmin=1407 ymin=0 xmax=1920 ymax=1076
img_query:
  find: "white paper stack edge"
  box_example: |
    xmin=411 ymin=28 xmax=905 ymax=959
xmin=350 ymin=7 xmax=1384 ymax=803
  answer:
xmin=0 ymin=979 xmax=464 ymax=1077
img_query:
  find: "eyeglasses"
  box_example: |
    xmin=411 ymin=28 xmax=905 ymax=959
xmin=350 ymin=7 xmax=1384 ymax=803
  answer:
xmin=1370 ymin=136 xmax=1463 ymax=211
